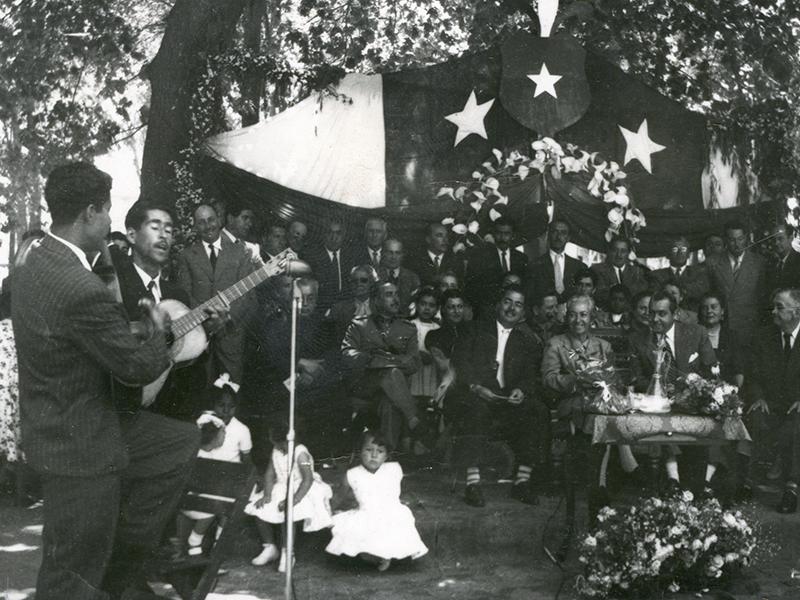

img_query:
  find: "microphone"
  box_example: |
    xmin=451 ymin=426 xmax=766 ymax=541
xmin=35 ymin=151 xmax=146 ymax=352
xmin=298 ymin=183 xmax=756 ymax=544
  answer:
xmin=285 ymin=259 xmax=311 ymax=277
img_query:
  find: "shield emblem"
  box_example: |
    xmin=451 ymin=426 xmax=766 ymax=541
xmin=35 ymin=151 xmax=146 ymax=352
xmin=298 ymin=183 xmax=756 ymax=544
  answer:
xmin=499 ymin=31 xmax=591 ymax=136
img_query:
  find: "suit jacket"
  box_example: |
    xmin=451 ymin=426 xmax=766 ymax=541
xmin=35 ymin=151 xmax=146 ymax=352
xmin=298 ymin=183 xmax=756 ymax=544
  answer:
xmin=12 ymin=235 xmax=170 ymax=476
xmin=409 ymin=250 xmax=465 ymax=287
xmin=110 ymin=248 xmax=203 ymax=420
xmin=176 ymin=235 xmax=258 ymax=380
xmin=464 ymin=245 xmax=529 ymax=313
xmin=306 ymin=245 xmax=356 ymax=312
xmin=648 ymin=264 xmax=710 ymax=309
xmin=767 ymin=250 xmax=800 ymax=295
xmin=452 ymin=319 xmax=542 ymax=398
xmin=591 ymin=261 xmax=649 ymax=308
xmin=529 ymin=251 xmax=585 ymax=301
xmin=706 ymin=251 xmax=767 ymax=341
xmin=628 ymin=321 xmax=716 ymax=391
xmin=378 ymin=266 xmax=420 ymax=317
xmin=327 ymin=297 xmax=371 ymax=346
xmin=352 ymin=244 xmax=384 ymax=270
xmin=749 ymin=324 xmax=800 ymax=412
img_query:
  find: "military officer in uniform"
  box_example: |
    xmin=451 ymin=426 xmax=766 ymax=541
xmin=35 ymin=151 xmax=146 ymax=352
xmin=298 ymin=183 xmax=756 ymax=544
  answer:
xmin=341 ymin=281 xmax=425 ymax=447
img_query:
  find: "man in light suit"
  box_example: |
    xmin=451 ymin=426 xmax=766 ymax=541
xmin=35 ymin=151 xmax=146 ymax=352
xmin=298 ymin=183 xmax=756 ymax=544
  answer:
xmin=378 ymin=238 xmax=420 ymax=317
xmin=409 ymin=222 xmax=465 ymax=287
xmin=464 ymin=217 xmax=529 ymax=317
xmin=590 ymin=237 xmax=649 ymax=309
xmin=529 ymin=219 xmax=585 ymax=302
xmin=13 ymin=163 xmax=198 ymax=600
xmin=176 ymin=203 xmax=258 ymax=383
xmin=647 ymin=235 xmax=710 ymax=311
xmin=706 ymin=220 xmax=767 ymax=345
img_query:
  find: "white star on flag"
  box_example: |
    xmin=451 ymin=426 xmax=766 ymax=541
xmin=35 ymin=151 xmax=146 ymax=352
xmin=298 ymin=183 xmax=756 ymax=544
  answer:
xmin=527 ymin=63 xmax=562 ymax=99
xmin=618 ymin=118 xmax=666 ymax=174
xmin=444 ymin=90 xmax=495 ymax=147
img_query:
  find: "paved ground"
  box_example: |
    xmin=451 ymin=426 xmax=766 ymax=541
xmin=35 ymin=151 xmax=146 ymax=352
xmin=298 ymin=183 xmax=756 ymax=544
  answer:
xmin=3 ymin=461 xmax=800 ymax=600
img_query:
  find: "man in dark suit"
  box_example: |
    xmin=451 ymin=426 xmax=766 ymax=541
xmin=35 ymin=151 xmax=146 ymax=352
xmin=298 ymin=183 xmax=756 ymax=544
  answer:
xmin=176 ymin=204 xmax=257 ymax=383
xmin=464 ymin=217 xmax=529 ymax=317
xmin=748 ymin=288 xmax=800 ymax=512
xmin=450 ymin=285 xmax=548 ymax=507
xmin=706 ymin=221 xmax=767 ymax=345
xmin=591 ymin=237 xmax=649 ymax=308
xmin=306 ymin=219 xmax=355 ymax=313
xmin=353 ymin=217 xmax=388 ymax=269
xmin=109 ymin=199 xmax=228 ymax=420
xmin=766 ymin=224 xmax=800 ymax=295
xmin=628 ymin=290 xmax=716 ymax=488
xmin=529 ymin=219 xmax=584 ymax=302
xmin=327 ymin=264 xmax=377 ymax=345
xmin=410 ymin=222 xmax=464 ymax=287
xmin=648 ymin=235 xmax=709 ymax=311
xmin=378 ymin=238 xmax=420 ymax=317
xmin=13 ymin=163 xmax=198 ymax=600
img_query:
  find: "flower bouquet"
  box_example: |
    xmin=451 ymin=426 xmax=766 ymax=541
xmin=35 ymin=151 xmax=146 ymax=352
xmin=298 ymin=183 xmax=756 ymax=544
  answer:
xmin=671 ymin=370 xmax=742 ymax=420
xmin=568 ymin=349 xmax=630 ymax=415
xmin=576 ymin=491 xmax=757 ymax=598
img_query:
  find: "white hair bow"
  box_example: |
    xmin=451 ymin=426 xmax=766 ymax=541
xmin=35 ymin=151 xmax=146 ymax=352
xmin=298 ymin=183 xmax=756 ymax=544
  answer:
xmin=213 ymin=373 xmax=240 ymax=393
xmin=196 ymin=411 xmax=225 ymax=429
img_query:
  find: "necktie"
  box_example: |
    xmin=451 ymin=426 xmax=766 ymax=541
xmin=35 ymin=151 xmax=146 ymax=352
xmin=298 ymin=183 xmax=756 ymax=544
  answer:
xmin=784 ymin=332 xmax=793 ymax=364
xmin=371 ymin=250 xmax=380 ymax=266
xmin=733 ymin=257 xmax=741 ymax=276
xmin=208 ymin=244 xmax=217 ymax=270
xmin=615 ymin=266 xmax=623 ymax=284
xmin=146 ymin=280 xmax=157 ymax=303
xmin=434 ymin=255 xmax=441 ymax=270
xmin=501 ymin=250 xmax=510 ymax=272
xmin=332 ymin=251 xmax=341 ymax=292
xmin=554 ymin=253 xmax=564 ymax=294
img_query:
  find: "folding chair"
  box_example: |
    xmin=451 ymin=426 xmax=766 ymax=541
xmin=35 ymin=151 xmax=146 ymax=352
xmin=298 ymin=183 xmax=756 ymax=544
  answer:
xmin=152 ymin=458 xmax=257 ymax=600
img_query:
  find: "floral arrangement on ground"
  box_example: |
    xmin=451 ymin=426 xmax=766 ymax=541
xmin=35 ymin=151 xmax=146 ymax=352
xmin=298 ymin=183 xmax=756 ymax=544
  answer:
xmin=576 ymin=491 xmax=758 ymax=598
xmin=436 ymin=137 xmax=647 ymax=253
xmin=671 ymin=370 xmax=742 ymax=420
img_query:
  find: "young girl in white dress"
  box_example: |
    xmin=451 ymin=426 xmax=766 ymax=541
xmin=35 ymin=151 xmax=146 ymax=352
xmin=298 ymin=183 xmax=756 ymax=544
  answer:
xmin=245 ymin=421 xmax=332 ymax=571
xmin=326 ymin=430 xmax=428 ymax=571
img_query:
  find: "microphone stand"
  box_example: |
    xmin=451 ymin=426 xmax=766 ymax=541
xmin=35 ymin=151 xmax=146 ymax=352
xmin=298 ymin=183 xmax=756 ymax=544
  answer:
xmin=284 ymin=278 xmax=301 ymax=600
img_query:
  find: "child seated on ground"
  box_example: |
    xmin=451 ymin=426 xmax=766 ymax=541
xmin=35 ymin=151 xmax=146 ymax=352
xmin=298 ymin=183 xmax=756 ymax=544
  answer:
xmin=177 ymin=375 xmax=252 ymax=556
xmin=326 ymin=430 xmax=428 ymax=571
xmin=245 ymin=420 xmax=332 ymax=572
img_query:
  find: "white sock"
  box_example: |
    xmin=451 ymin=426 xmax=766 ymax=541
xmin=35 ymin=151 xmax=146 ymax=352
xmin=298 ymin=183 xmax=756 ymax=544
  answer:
xmin=666 ymin=459 xmax=679 ymax=481
xmin=188 ymin=530 xmax=204 ymax=547
xmin=514 ymin=465 xmax=532 ymax=485
xmin=466 ymin=467 xmax=480 ymax=486
xmin=618 ymin=445 xmax=639 ymax=473
xmin=598 ymin=446 xmax=611 ymax=487
xmin=704 ymin=464 xmax=717 ymax=484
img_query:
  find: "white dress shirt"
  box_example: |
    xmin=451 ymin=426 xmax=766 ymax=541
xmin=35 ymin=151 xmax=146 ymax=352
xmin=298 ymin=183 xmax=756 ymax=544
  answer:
xmin=370 ymin=248 xmax=382 ymax=266
xmin=204 ymin=237 xmax=222 ymax=260
xmin=664 ymin=323 xmax=676 ymax=357
xmin=48 ymin=232 xmax=92 ymax=271
xmin=133 ymin=263 xmax=162 ymax=303
xmin=428 ymin=250 xmax=443 ymax=269
xmin=495 ymin=321 xmax=513 ymax=388
xmin=785 ymin=321 xmax=800 ymax=351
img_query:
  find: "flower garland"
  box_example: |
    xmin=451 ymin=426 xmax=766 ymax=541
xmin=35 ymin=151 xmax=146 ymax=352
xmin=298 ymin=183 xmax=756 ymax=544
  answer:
xmin=437 ymin=137 xmax=646 ymax=252
xmin=577 ymin=492 xmax=758 ymax=598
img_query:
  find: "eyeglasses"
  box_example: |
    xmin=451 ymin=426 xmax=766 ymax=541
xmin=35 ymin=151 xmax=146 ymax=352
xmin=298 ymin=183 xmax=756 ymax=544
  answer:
xmin=352 ymin=277 xmax=371 ymax=283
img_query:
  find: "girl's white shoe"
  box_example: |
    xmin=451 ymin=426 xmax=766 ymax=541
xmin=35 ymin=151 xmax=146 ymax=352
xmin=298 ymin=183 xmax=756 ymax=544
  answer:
xmin=278 ymin=549 xmax=296 ymax=573
xmin=251 ymin=543 xmax=280 ymax=566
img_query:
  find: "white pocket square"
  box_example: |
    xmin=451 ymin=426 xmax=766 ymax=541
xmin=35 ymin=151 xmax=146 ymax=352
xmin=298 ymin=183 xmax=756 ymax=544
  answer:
xmin=688 ymin=352 xmax=699 ymax=363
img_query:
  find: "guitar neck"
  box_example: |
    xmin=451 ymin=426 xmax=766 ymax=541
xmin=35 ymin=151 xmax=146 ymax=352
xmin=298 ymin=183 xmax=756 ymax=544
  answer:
xmin=170 ymin=253 xmax=286 ymax=340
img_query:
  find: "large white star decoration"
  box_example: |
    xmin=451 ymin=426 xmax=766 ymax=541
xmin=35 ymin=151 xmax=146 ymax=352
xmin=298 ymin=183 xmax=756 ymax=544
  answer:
xmin=527 ymin=63 xmax=562 ymax=99
xmin=444 ymin=90 xmax=495 ymax=147
xmin=618 ymin=118 xmax=666 ymax=174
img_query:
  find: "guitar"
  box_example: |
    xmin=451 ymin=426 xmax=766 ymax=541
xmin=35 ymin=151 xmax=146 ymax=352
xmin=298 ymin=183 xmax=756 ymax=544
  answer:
xmin=140 ymin=249 xmax=307 ymax=406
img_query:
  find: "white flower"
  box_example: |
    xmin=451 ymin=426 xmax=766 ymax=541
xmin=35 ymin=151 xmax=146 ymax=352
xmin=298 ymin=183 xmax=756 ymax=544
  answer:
xmin=584 ymin=536 xmax=597 ymax=547
xmin=688 ymin=352 xmax=699 ymax=364
xmin=472 ymin=171 xmax=482 ymax=180
xmin=451 ymin=224 xmax=467 ymax=235
xmin=686 ymin=372 xmax=701 ymax=383
xmin=437 ymin=187 xmax=454 ymax=198
xmin=489 ymin=208 xmax=503 ymax=222
xmin=615 ymin=193 xmax=630 ymax=208
xmin=484 ymin=177 xmax=500 ymax=191
xmin=725 ymin=552 xmax=739 ymax=563
xmin=607 ymin=207 xmax=624 ymax=226
xmin=452 ymin=241 xmax=466 ymax=254
xmin=467 ymin=220 xmax=480 ymax=234
xmin=531 ymin=140 xmax=547 ymax=151
xmin=562 ymin=156 xmax=585 ymax=173
xmin=441 ymin=217 xmax=455 ymax=226
xmin=517 ymin=165 xmax=530 ymax=180
xmin=682 ymin=490 xmax=694 ymax=503
xmin=470 ymin=199 xmax=483 ymax=212
xmin=691 ymin=539 xmax=703 ymax=551
xmin=711 ymin=364 xmax=721 ymax=377
xmin=722 ymin=513 xmax=738 ymax=528
xmin=788 ymin=196 xmax=799 ymax=211
xmin=703 ymin=534 xmax=718 ymax=550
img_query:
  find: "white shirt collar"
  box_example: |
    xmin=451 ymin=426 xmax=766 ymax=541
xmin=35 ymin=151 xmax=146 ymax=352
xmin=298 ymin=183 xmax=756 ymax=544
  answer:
xmin=786 ymin=321 xmax=800 ymax=346
xmin=428 ymin=249 xmax=443 ymax=262
xmin=132 ymin=263 xmax=162 ymax=301
xmin=205 ymin=236 xmax=222 ymax=252
xmin=496 ymin=320 xmax=513 ymax=336
xmin=326 ymin=248 xmax=339 ymax=260
xmin=665 ymin=323 xmax=676 ymax=354
xmin=549 ymin=249 xmax=564 ymax=261
xmin=48 ymin=232 xmax=92 ymax=271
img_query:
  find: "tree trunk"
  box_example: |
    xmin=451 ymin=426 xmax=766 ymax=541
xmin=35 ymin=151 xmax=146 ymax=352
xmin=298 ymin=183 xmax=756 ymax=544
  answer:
xmin=140 ymin=0 xmax=247 ymax=207
xmin=240 ymin=0 xmax=267 ymax=126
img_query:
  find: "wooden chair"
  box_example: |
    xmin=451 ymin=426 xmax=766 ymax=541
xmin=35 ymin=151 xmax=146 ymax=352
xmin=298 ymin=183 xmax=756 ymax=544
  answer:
xmin=152 ymin=458 xmax=257 ymax=600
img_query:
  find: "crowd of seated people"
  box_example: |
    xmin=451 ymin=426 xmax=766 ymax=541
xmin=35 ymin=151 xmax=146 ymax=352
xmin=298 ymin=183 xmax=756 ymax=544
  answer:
xmin=5 ymin=194 xmax=800 ymax=519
